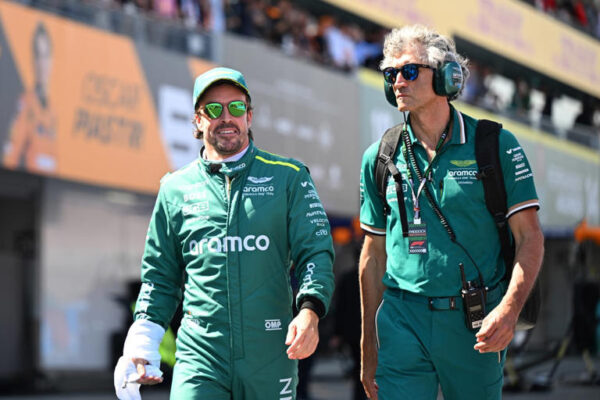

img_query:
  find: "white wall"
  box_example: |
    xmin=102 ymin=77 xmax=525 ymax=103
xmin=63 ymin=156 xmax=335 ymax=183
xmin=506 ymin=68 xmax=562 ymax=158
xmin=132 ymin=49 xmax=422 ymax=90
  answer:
xmin=39 ymin=179 xmax=155 ymax=369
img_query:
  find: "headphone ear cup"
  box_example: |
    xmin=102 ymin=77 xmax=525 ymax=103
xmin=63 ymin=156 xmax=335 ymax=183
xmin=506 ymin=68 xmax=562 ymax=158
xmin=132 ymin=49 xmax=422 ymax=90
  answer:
xmin=384 ymin=80 xmax=398 ymax=107
xmin=432 ymin=67 xmax=445 ymax=96
xmin=433 ymin=61 xmax=463 ymax=97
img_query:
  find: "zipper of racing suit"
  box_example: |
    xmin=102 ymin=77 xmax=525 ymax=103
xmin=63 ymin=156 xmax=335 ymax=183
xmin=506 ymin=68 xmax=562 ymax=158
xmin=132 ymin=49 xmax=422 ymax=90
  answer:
xmin=224 ymin=174 xmax=245 ymax=362
xmin=226 ymin=175 xmax=232 ymax=201
xmin=224 ymin=174 xmax=235 ymax=372
xmin=225 ymin=173 xmax=245 ymax=361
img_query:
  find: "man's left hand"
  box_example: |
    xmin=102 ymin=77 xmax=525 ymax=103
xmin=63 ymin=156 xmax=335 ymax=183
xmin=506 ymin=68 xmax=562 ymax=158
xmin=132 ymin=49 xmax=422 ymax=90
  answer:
xmin=285 ymin=308 xmax=319 ymax=359
xmin=474 ymin=302 xmax=518 ymax=353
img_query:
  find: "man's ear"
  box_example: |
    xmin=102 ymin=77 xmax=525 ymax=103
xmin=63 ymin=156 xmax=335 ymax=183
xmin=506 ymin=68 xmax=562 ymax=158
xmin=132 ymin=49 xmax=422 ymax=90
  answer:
xmin=246 ymin=108 xmax=253 ymax=128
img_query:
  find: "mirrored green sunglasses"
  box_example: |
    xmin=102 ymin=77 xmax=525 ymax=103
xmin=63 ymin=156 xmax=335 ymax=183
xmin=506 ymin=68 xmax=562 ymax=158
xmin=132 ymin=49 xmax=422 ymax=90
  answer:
xmin=203 ymin=100 xmax=247 ymax=119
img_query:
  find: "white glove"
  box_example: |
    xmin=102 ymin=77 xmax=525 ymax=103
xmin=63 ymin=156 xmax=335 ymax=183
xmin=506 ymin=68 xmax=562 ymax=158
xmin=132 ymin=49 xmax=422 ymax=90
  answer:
xmin=114 ymin=319 xmax=166 ymax=400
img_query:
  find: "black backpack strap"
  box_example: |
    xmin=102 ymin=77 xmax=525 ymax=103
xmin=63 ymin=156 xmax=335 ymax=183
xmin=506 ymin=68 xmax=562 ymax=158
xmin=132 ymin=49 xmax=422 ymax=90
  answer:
xmin=475 ymin=119 xmax=515 ymax=279
xmin=375 ymin=124 xmax=409 ymax=237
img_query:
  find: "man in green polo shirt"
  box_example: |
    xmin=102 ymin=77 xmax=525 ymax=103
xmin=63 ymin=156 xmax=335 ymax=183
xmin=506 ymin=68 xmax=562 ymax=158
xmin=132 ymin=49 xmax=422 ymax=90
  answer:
xmin=114 ymin=67 xmax=335 ymax=399
xmin=359 ymin=25 xmax=544 ymax=400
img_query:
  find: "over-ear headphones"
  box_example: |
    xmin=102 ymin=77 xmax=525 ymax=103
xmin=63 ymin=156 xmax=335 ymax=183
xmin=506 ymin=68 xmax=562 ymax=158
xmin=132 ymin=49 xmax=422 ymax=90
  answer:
xmin=383 ymin=53 xmax=464 ymax=107
xmin=384 ymin=79 xmax=397 ymax=106
xmin=433 ymin=53 xmax=463 ymax=98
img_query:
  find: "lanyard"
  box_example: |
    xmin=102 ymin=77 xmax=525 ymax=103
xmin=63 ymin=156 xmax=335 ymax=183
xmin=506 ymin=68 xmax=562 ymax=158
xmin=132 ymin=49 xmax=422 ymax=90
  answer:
xmin=401 ymin=118 xmax=450 ymax=224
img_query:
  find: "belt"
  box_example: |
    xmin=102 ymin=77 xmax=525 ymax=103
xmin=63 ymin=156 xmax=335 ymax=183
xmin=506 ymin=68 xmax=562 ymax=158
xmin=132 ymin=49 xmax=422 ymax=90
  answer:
xmin=387 ymin=284 xmax=505 ymax=311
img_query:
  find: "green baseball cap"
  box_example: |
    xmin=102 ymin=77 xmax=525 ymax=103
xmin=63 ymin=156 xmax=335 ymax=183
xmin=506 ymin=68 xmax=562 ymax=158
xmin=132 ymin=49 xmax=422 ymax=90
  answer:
xmin=192 ymin=67 xmax=251 ymax=109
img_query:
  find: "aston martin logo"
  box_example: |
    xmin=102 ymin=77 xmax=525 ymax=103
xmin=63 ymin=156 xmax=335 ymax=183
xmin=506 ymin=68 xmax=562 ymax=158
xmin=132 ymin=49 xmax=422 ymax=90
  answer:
xmin=247 ymin=176 xmax=274 ymax=184
xmin=450 ymin=160 xmax=476 ymax=167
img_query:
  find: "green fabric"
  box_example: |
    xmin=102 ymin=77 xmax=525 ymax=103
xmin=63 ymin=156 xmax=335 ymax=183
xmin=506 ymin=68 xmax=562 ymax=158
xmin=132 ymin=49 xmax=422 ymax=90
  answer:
xmin=134 ymin=140 xmax=334 ymax=397
xmin=171 ymin=317 xmax=298 ymax=399
xmin=375 ymin=289 xmax=506 ymax=400
xmin=360 ymin=108 xmax=539 ymax=296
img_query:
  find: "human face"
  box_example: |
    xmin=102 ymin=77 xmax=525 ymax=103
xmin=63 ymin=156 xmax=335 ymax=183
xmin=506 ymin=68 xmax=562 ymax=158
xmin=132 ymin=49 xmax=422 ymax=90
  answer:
xmin=195 ymin=83 xmax=253 ymax=160
xmin=387 ymin=46 xmax=438 ymax=114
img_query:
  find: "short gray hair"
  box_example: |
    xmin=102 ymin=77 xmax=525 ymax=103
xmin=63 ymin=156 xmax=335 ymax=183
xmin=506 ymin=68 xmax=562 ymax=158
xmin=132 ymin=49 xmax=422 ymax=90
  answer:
xmin=380 ymin=24 xmax=470 ymax=100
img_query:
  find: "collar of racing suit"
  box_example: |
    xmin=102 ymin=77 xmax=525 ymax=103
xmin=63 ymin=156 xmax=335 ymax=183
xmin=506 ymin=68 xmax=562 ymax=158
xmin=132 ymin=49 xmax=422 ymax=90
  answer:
xmin=197 ymin=140 xmax=256 ymax=178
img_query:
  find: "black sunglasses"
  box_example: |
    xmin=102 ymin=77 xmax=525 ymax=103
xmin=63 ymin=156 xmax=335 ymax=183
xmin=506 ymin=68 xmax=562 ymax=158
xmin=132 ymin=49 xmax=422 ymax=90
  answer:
xmin=383 ymin=64 xmax=433 ymax=84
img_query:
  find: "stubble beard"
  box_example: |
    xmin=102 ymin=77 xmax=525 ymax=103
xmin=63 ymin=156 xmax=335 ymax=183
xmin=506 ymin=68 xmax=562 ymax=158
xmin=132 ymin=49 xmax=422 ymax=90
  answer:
xmin=207 ymin=130 xmax=248 ymax=156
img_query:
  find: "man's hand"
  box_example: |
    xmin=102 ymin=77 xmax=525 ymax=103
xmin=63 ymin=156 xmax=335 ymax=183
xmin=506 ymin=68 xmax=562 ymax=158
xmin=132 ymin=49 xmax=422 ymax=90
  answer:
xmin=132 ymin=358 xmax=164 ymax=385
xmin=474 ymin=301 xmax=518 ymax=353
xmin=475 ymin=207 xmax=544 ymax=354
xmin=285 ymin=308 xmax=319 ymax=359
xmin=114 ymin=356 xmax=163 ymax=400
xmin=360 ymin=336 xmax=379 ymax=400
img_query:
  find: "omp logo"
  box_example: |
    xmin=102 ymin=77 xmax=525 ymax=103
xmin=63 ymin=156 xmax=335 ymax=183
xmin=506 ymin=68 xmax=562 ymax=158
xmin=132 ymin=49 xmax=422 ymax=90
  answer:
xmin=189 ymin=235 xmax=270 ymax=255
xmin=182 ymin=201 xmax=209 ymax=216
xmin=265 ymin=319 xmax=282 ymax=331
xmin=450 ymin=160 xmax=476 ymax=167
xmin=448 ymin=170 xmax=477 ymax=177
xmin=248 ymin=176 xmax=273 ymax=184
xmin=183 ymin=192 xmax=207 ymax=202
xmin=506 ymin=146 xmax=522 ymax=155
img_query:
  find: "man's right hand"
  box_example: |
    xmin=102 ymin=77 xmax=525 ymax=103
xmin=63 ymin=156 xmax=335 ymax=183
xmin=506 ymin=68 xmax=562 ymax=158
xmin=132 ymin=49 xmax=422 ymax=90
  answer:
xmin=132 ymin=358 xmax=164 ymax=385
xmin=360 ymin=337 xmax=379 ymax=400
xmin=114 ymin=356 xmax=164 ymax=400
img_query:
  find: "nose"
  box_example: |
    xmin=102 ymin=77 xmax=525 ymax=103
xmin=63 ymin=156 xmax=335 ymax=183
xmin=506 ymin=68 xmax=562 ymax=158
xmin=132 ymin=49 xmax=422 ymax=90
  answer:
xmin=393 ymin=70 xmax=408 ymax=86
xmin=393 ymin=77 xmax=406 ymax=90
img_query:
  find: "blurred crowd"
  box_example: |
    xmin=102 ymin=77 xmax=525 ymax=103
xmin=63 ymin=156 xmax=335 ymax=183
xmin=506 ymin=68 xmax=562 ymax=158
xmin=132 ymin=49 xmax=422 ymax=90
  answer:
xmin=523 ymin=0 xmax=600 ymax=39
xmin=90 ymin=1 xmax=600 ymax=65
xmin=464 ymin=59 xmax=600 ymax=144
xmin=48 ymin=0 xmax=600 ymax=141
xmin=225 ymin=1 xmax=385 ymax=71
xmin=87 ymin=0 xmax=385 ymax=71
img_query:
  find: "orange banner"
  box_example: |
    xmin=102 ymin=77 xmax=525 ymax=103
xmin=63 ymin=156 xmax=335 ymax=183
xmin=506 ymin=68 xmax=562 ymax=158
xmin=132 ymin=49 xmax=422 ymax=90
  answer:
xmin=0 ymin=2 xmax=216 ymax=193
xmin=324 ymin=0 xmax=600 ymax=98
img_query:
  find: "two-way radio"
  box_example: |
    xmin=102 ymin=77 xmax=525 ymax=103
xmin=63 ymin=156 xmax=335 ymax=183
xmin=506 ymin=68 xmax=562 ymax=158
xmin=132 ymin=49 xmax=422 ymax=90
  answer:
xmin=460 ymin=263 xmax=487 ymax=330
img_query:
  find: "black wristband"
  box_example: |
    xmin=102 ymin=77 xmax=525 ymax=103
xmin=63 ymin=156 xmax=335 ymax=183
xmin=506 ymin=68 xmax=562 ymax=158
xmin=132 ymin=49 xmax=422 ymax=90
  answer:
xmin=299 ymin=296 xmax=325 ymax=319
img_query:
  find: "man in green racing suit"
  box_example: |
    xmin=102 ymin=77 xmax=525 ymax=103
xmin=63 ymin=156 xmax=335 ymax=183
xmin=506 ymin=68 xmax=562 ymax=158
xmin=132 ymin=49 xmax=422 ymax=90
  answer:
xmin=114 ymin=67 xmax=335 ymax=400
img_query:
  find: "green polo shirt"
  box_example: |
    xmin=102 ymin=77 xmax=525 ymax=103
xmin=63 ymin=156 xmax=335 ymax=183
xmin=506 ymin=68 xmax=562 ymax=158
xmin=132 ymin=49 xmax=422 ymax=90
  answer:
xmin=360 ymin=108 xmax=539 ymax=296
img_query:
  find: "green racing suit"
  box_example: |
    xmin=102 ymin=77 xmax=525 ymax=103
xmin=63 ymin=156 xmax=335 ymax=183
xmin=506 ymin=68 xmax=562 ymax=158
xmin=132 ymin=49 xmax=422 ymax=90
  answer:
xmin=133 ymin=141 xmax=335 ymax=399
